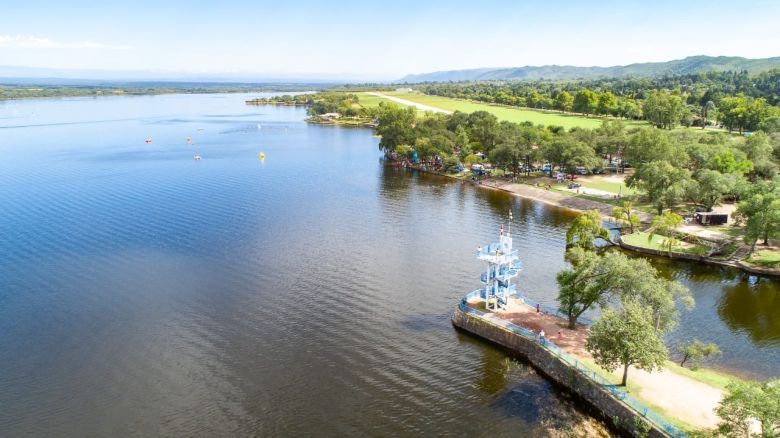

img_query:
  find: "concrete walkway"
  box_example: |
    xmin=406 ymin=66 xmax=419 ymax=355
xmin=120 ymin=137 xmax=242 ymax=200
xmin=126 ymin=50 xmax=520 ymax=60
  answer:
xmin=475 ymin=297 xmax=723 ymax=430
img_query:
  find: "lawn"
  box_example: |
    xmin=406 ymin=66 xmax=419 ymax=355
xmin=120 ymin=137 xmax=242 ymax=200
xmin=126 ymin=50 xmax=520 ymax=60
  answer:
xmin=382 ymin=91 xmax=637 ymax=130
xmin=745 ymin=249 xmax=780 ymax=267
xmin=664 ymin=361 xmax=746 ymax=391
xmin=621 ymin=232 xmax=710 ymax=255
xmin=354 ymin=92 xmax=386 ymax=109
xmin=579 ymin=176 xmax=638 ymax=196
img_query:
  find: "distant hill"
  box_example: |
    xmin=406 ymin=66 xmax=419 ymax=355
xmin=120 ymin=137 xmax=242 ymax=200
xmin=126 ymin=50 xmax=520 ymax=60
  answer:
xmin=399 ymin=55 xmax=780 ymax=83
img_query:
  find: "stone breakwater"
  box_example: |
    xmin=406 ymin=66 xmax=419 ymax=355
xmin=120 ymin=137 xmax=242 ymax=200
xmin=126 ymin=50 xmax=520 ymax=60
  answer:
xmin=451 ymin=304 xmax=680 ymax=438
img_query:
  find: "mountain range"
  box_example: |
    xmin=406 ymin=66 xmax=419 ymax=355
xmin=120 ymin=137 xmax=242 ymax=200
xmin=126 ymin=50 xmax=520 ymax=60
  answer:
xmin=398 ymin=55 xmax=780 ymax=83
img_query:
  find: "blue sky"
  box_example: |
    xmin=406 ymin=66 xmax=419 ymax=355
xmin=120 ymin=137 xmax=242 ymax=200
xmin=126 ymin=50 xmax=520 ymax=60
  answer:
xmin=1 ymin=0 xmax=779 ymax=80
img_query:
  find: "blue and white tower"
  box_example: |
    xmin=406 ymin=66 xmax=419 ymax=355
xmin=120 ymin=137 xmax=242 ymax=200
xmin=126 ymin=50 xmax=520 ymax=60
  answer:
xmin=476 ymin=212 xmax=522 ymax=311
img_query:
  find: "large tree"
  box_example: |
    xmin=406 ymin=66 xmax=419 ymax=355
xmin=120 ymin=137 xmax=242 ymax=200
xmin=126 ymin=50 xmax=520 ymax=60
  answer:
xmin=556 ymin=248 xmax=622 ymax=329
xmin=556 ymin=247 xmax=691 ymax=331
xmin=734 ymin=182 xmax=780 ymax=251
xmin=555 ymin=91 xmax=574 ymax=113
xmin=642 ymin=90 xmax=687 ymax=129
xmin=376 ymin=103 xmax=416 ymax=152
xmin=689 ymin=169 xmax=732 ymax=211
xmin=612 ymin=201 xmax=640 ymax=233
xmin=541 ymin=135 xmax=598 ymax=178
xmin=565 ymin=210 xmax=610 ymax=250
xmin=627 ymin=160 xmax=692 ymax=214
xmin=715 ymin=379 xmax=780 ymax=438
xmin=586 ymin=302 xmax=668 ymax=386
xmin=573 ymin=89 xmax=599 ymax=115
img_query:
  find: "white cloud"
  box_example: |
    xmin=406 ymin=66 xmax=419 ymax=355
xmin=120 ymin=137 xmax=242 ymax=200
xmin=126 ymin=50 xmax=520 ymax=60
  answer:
xmin=0 ymin=35 xmax=133 ymax=50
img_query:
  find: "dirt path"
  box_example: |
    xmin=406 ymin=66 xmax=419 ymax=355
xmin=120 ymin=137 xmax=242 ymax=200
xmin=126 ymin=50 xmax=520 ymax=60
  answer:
xmin=470 ymin=297 xmax=723 ymax=429
xmin=482 ymin=180 xmax=654 ymax=223
xmin=368 ymin=92 xmax=452 ymax=114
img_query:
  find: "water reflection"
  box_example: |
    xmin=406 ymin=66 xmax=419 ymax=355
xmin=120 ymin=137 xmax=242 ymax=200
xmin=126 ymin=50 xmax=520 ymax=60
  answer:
xmin=718 ymin=279 xmax=780 ymax=347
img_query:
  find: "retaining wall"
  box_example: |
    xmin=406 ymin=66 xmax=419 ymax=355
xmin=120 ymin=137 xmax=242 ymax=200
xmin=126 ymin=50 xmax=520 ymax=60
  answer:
xmin=452 ymin=307 xmax=674 ymax=438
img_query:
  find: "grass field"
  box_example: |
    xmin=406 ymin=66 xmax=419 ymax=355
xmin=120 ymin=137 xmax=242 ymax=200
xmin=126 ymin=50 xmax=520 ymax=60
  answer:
xmin=578 ymin=176 xmax=638 ymax=195
xmin=354 ymin=92 xmax=386 ymax=109
xmin=745 ymin=249 xmax=780 ymax=267
xmin=381 ymin=91 xmax=636 ymax=129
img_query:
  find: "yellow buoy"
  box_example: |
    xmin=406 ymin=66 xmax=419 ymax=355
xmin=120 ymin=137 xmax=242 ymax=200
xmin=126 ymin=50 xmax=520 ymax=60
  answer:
xmin=259 ymin=152 xmax=265 ymax=160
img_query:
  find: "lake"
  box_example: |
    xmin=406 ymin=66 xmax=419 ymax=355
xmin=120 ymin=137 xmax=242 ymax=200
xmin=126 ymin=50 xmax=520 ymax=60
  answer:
xmin=0 ymin=93 xmax=777 ymax=436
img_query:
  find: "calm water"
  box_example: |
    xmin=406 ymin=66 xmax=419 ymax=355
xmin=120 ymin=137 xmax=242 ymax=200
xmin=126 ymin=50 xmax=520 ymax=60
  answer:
xmin=0 ymin=94 xmax=777 ymax=436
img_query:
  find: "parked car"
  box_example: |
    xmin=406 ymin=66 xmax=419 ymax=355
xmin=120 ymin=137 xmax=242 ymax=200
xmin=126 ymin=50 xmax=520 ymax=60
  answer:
xmin=591 ymin=167 xmax=605 ymax=174
xmin=566 ymin=174 xmax=578 ymax=180
xmin=568 ymin=182 xmax=581 ymax=189
xmin=575 ymin=166 xmax=588 ymax=175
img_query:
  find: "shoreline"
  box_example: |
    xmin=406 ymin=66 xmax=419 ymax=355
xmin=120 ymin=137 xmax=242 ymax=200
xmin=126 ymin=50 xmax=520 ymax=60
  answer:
xmin=396 ymin=163 xmax=780 ymax=277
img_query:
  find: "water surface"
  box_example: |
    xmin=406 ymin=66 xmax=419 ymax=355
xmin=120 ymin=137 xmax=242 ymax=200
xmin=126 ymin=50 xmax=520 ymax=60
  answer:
xmin=0 ymin=94 xmax=777 ymax=436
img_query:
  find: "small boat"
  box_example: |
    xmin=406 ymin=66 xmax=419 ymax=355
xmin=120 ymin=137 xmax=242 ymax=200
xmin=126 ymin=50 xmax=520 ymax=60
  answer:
xmin=145 ymin=137 xmax=153 ymax=144
xmin=259 ymin=152 xmax=265 ymax=160
xmin=186 ymin=136 xmax=192 ymax=144
xmin=194 ymin=153 xmax=202 ymax=161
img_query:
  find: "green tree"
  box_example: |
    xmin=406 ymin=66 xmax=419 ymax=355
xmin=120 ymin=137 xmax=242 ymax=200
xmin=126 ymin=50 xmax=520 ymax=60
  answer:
xmin=648 ymin=211 xmax=684 ymax=254
xmin=627 ymin=161 xmax=692 ymax=214
xmin=586 ymin=302 xmax=668 ymax=386
xmin=376 ymin=103 xmax=417 ymax=152
xmin=691 ymin=169 xmax=732 ymax=211
xmin=555 ymin=91 xmax=574 ymax=112
xmin=701 ymin=100 xmax=716 ymax=129
xmin=734 ymin=183 xmax=780 ymax=252
xmin=595 ymin=120 xmax=627 ymax=165
xmin=612 ymin=201 xmax=640 ymax=233
xmin=715 ymin=379 xmax=780 ymax=437
xmin=624 ymin=128 xmax=686 ymax=165
xmin=556 ymin=248 xmax=622 ymax=329
xmin=557 ymin=248 xmax=691 ymax=332
xmin=542 ymin=135 xmax=598 ymax=178
xmin=566 ymin=210 xmax=610 ymax=250
xmin=466 ymin=111 xmax=499 ymax=153
xmin=573 ymin=89 xmax=599 ymax=115
xmin=643 ymin=90 xmax=687 ymax=129
xmin=678 ymin=339 xmax=721 ymax=369
xmin=597 ymin=91 xmax=618 ymax=116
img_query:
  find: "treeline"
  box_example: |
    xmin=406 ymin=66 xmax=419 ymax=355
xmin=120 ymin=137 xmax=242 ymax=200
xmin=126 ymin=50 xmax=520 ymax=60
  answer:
xmin=249 ymin=93 xmax=378 ymax=118
xmin=417 ymin=70 xmax=780 ymax=132
xmin=0 ymin=83 xmax=310 ymax=100
xmin=376 ymin=104 xmax=780 ymax=229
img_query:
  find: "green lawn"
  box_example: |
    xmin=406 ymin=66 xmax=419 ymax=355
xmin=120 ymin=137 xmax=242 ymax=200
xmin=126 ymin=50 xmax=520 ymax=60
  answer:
xmin=664 ymin=361 xmax=746 ymax=391
xmin=382 ymin=91 xmax=639 ymax=130
xmin=354 ymin=92 xmax=386 ymax=109
xmin=579 ymin=177 xmax=638 ymax=196
xmin=746 ymin=249 xmax=780 ymax=267
xmin=621 ymin=232 xmax=710 ymax=255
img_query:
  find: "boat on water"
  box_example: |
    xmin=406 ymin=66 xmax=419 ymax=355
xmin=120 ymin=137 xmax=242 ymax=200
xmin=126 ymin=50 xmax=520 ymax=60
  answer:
xmin=193 ymin=153 xmax=201 ymax=161
xmin=145 ymin=137 xmax=153 ymax=144
xmin=259 ymin=152 xmax=265 ymax=160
